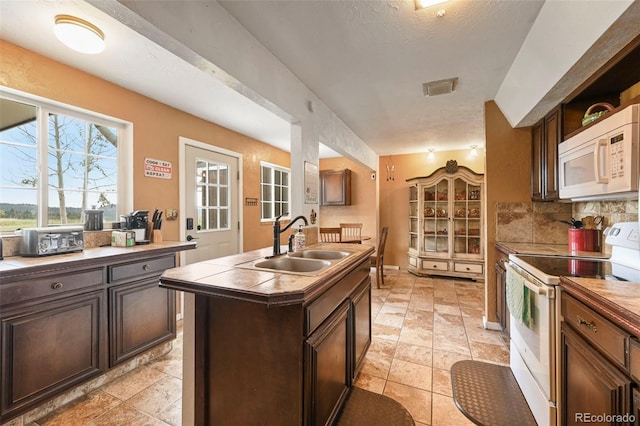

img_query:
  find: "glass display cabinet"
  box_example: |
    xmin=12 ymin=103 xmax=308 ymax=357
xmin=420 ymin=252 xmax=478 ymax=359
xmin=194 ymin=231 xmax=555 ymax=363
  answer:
xmin=407 ymin=161 xmax=484 ymax=281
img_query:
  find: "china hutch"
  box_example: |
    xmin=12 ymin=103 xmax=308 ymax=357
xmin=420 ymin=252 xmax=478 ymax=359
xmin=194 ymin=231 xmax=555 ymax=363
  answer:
xmin=407 ymin=161 xmax=485 ymax=281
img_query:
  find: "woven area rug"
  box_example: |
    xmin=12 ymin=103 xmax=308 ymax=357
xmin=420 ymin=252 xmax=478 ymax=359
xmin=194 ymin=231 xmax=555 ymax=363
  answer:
xmin=334 ymin=387 xmax=415 ymax=426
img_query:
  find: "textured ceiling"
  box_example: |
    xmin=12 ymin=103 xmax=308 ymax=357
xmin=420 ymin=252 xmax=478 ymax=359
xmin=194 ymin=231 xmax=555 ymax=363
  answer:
xmin=218 ymin=0 xmax=545 ymax=154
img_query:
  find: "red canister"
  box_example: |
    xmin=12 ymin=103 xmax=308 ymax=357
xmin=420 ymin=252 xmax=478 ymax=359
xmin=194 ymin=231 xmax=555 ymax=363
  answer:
xmin=568 ymin=229 xmax=599 ymax=252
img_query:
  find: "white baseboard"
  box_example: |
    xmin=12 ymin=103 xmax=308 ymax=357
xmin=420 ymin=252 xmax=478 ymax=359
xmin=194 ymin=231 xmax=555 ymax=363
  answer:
xmin=483 ymin=316 xmax=503 ymax=331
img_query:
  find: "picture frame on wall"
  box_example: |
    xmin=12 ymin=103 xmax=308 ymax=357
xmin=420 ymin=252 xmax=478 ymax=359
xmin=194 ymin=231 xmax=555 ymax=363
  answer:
xmin=304 ymin=161 xmax=319 ymax=204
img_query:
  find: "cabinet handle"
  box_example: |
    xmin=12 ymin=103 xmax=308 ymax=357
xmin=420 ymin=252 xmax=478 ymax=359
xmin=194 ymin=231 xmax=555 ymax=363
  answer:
xmin=142 ymin=264 xmax=151 ymax=271
xmin=51 ymin=282 xmax=64 ymax=290
xmin=577 ymin=315 xmax=597 ymax=333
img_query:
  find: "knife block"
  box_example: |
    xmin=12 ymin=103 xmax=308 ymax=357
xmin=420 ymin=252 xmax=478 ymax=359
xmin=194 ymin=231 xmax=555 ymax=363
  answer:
xmin=151 ymin=229 xmax=163 ymax=243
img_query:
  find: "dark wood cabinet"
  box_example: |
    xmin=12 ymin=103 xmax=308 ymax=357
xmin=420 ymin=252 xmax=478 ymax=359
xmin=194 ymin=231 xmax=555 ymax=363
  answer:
xmin=531 ymin=105 xmax=562 ymax=201
xmin=109 ymin=278 xmax=176 ymax=366
xmin=633 ymin=389 xmax=640 ymax=426
xmin=560 ymin=292 xmax=638 ymax=426
xmin=561 ymin=322 xmax=632 ymax=425
xmin=0 ymin=247 xmax=186 ymax=423
xmin=320 ymin=168 xmax=351 ymax=206
xmin=351 ymin=278 xmax=371 ymax=379
xmin=305 ymin=301 xmax=350 ymax=425
xmin=1 ymin=290 xmax=106 ymax=419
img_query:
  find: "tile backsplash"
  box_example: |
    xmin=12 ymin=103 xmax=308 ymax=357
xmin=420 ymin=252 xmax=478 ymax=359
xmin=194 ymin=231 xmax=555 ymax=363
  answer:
xmin=496 ymin=200 xmax=638 ymax=254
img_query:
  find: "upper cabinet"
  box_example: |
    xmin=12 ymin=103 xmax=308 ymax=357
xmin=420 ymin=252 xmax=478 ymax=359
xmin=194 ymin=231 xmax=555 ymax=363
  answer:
xmin=531 ymin=105 xmax=562 ymax=201
xmin=320 ymin=169 xmax=351 ymax=206
xmin=531 ymin=36 xmax=640 ymax=201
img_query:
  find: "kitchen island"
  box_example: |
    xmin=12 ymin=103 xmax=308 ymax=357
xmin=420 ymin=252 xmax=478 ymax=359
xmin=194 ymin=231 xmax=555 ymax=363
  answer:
xmin=159 ymin=242 xmax=374 ymax=425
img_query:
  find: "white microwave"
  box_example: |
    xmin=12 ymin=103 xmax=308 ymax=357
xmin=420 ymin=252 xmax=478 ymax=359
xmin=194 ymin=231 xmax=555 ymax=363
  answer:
xmin=559 ymin=103 xmax=639 ymax=201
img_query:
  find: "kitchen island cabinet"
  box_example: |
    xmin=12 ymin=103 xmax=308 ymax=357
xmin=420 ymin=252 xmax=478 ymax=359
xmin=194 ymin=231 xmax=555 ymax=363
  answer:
xmin=159 ymin=242 xmax=374 ymax=425
xmin=0 ymin=241 xmax=194 ymax=423
xmin=559 ymin=277 xmax=640 ymax=426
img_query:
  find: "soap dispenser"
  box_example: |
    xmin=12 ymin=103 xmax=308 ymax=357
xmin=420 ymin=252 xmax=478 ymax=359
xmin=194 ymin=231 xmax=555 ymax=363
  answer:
xmin=294 ymin=225 xmax=306 ymax=252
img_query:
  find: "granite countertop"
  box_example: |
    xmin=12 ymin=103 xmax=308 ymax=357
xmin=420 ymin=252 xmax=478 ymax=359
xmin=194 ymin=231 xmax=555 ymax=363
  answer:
xmin=560 ymin=276 xmax=640 ymax=336
xmin=0 ymin=241 xmax=196 ymax=276
xmin=160 ymin=242 xmax=374 ymax=306
xmin=495 ymin=241 xmax=609 ymax=259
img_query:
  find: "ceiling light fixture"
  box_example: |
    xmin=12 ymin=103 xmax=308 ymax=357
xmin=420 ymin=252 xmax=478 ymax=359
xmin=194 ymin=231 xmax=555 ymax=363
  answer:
xmin=415 ymin=0 xmax=449 ymax=10
xmin=470 ymin=145 xmax=478 ymax=156
xmin=423 ymin=77 xmax=458 ymax=97
xmin=54 ymin=15 xmax=105 ymax=54
xmin=427 ymin=149 xmax=435 ymax=160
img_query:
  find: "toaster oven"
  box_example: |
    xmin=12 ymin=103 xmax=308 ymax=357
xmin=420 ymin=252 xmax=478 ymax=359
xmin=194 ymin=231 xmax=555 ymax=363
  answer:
xmin=20 ymin=226 xmax=84 ymax=257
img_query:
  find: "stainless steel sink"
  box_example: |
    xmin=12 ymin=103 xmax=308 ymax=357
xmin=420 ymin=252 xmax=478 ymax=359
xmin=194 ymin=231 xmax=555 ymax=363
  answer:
xmin=288 ymin=250 xmax=350 ymax=260
xmin=253 ymin=257 xmax=331 ymax=273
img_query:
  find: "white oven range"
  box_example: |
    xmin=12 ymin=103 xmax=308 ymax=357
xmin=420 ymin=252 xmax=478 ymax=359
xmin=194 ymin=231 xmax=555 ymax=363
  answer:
xmin=506 ymin=222 xmax=640 ymax=426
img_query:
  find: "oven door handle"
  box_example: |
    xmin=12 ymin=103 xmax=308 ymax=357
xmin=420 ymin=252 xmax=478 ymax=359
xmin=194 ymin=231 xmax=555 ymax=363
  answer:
xmin=523 ymin=278 xmax=547 ymax=296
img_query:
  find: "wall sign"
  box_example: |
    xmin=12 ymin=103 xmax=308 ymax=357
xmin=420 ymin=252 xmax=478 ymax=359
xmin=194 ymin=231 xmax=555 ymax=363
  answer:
xmin=304 ymin=161 xmax=318 ymax=204
xmin=144 ymin=157 xmax=172 ymax=179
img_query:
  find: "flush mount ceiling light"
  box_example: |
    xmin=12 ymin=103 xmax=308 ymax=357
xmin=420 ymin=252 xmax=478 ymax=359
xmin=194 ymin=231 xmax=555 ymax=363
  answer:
xmin=423 ymin=77 xmax=458 ymax=97
xmin=415 ymin=0 xmax=449 ymax=10
xmin=54 ymin=15 xmax=105 ymax=54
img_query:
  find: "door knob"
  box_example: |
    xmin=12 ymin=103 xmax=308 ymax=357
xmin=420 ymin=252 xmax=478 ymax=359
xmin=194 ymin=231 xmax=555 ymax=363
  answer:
xmin=186 ymin=235 xmax=199 ymax=241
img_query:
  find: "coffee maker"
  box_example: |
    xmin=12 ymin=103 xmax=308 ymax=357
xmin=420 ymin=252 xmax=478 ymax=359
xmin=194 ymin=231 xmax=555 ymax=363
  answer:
xmin=121 ymin=210 xmax=149 ymax=243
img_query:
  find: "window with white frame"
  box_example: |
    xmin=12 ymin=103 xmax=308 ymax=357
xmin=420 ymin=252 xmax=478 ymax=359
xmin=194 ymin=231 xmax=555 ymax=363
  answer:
xmin=0 ymin=91 xmax=130 ymax=232
xmin=260 ymin=162 xmax=290 ymax=221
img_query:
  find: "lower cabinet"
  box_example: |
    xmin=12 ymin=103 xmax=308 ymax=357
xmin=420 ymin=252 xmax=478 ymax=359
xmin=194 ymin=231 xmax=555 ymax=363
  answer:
xmin=561 ymin=323 xmax=632 ymax=425
xmin=0 ymin=291 xmax=106 ymax=419
xmin=351 ymin=279 xmax=371 ymax=379
xmin=634 ymin=389 xmax=640 ymax=426
xmin=109 ymin=279 xmax=176 ymax=366
xmin=305 ymin=301 xmax=350 ymax=426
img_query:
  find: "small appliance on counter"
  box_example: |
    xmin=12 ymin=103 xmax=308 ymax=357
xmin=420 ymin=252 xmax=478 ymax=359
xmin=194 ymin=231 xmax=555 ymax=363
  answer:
xmin=121 ymin=210 xmax=149 ymax=243
xmin=84 ymin=208 xmax=104 ymax=231
xmin=20 ymin=226 xmax=84 ymax=257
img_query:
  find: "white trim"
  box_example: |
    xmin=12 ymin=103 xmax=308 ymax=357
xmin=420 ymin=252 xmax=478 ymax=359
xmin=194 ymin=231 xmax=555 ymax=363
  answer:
xmin=178 ymin=136 xmax=243 ymax=266
xmin=482 ymin=316 xmax=504 ymax=331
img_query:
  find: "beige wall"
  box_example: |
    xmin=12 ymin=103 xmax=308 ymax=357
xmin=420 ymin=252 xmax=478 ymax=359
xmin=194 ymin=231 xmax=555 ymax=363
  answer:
xmin=0 ymin=40 xmax=289 ymax=252
xmin=318 ymin=157 xmax=376 ymax=248
xmin=484 ymin=100 xmax=532 ymax=323
xmin=378 ymin=151 xmax=485 ymax=268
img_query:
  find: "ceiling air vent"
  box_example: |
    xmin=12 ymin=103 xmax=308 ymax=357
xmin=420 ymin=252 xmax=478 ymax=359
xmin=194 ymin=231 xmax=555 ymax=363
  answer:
xmin=423 ymin=77 xmax=458 ymax=96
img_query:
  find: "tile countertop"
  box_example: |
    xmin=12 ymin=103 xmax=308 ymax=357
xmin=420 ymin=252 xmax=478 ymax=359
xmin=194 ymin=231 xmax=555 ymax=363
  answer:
xmin=560 ymin=276 xmax=640 ymax=336
xmin=159 ymin=242 xmax=374 ymax=306
xmin=0 ymin=241 xmax=196 ymax=275
xmin=495 ymin=241 xmax=609 ymax=259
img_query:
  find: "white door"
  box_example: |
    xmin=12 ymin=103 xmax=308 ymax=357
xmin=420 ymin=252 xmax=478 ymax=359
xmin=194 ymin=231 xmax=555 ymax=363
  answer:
xmin=183 ymin=141 xmax=241 ymax=264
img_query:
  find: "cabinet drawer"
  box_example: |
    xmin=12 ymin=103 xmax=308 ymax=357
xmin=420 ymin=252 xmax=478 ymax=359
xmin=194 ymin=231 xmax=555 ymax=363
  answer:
xmin=562 ymin=294 xmax=629 ymax=368
xmin=0 ymin=268 xmax=105 ymax=307
xmin=108 ymin=255 xmax=175 ymax=283
xmin=421 ymin=260 xmax=448 ymax=271
xmin=454 ymin=262 xmax=483 ymax=274
xmin=630 ymin=338 xmax=640 ymax=382
xmin=306 ymin=261 xmax=368 ymax=335
xmin=408 ymin=256 xmax=418 ymax=268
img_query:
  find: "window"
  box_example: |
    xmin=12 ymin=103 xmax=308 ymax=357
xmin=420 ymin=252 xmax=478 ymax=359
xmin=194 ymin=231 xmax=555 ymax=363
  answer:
xmin=260 ymin=162 xmax=290 ymax=221
xmin=0 ymin=91 xmax=130 ymax=232
xmin=196 ymin=159 xmax=230 ymax=230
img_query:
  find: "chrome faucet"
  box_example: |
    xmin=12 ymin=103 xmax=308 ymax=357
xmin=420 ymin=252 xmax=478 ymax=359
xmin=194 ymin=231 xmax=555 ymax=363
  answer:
xmin=271 ymin=213 xmax=308 ymax=257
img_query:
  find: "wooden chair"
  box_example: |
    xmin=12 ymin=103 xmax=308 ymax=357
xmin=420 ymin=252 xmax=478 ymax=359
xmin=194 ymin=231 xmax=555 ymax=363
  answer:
xmin=370 ymin=227 xmax=389 ymax=288
xmin=319 ymin=227 xmax=342 ymax=242
xmin=340 ymin=223 xmax=363 ymax=243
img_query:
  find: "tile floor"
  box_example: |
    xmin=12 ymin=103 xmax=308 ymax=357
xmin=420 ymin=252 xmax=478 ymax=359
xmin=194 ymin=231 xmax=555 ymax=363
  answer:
xmin=31 ymin=270 xmax=510 ymax=426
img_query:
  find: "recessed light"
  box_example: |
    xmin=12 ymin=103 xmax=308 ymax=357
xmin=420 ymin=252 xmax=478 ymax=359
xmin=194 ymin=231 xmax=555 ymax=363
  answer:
xmin=54 ymin=15 xmax=105 ymax=54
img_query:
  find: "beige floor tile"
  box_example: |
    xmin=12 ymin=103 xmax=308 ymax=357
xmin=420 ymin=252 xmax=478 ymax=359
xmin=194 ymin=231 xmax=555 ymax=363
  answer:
xmin=388 ymin=359 xmax=432 ymax=391
xmin=469 ymin=341 xmax=510 ymax=365
xmin=101 ymin=367 xmax=168 ymax=401
xmin=360 ymin=355 xmax=392 ymax=380
xmin=394 ymin=342 xmax=433 ymax=366
xmin=372 ymin=323 xmax=402 ymax=342
xmin=431 ymin=334 xmax=470 ymax=356
xmin=398 ymin=324 xmax=433 ymax=347
xmin=353 ymin=373 xmax=386 ymax=394
xmin=37 ymin=391 xmax=121 ymax=426
xmin=87 ymin=403 xmax=168 ymax=426
xmin=155 ymin=398 xmax=182 ymax=426
xmin=431 ymin=393 xmax=475 ymax=426
xmin=432 ymin=349 xmax=472 ymax=371
xmin=383 ymin=382 xmax=432 ymax=425
xmin=126 ymin=377 xmax=182 ymax=418
xmin=431 ymin=368 xmax=452 ymax=397
xmin=374 ymin=311 xmax=406 ymax=328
